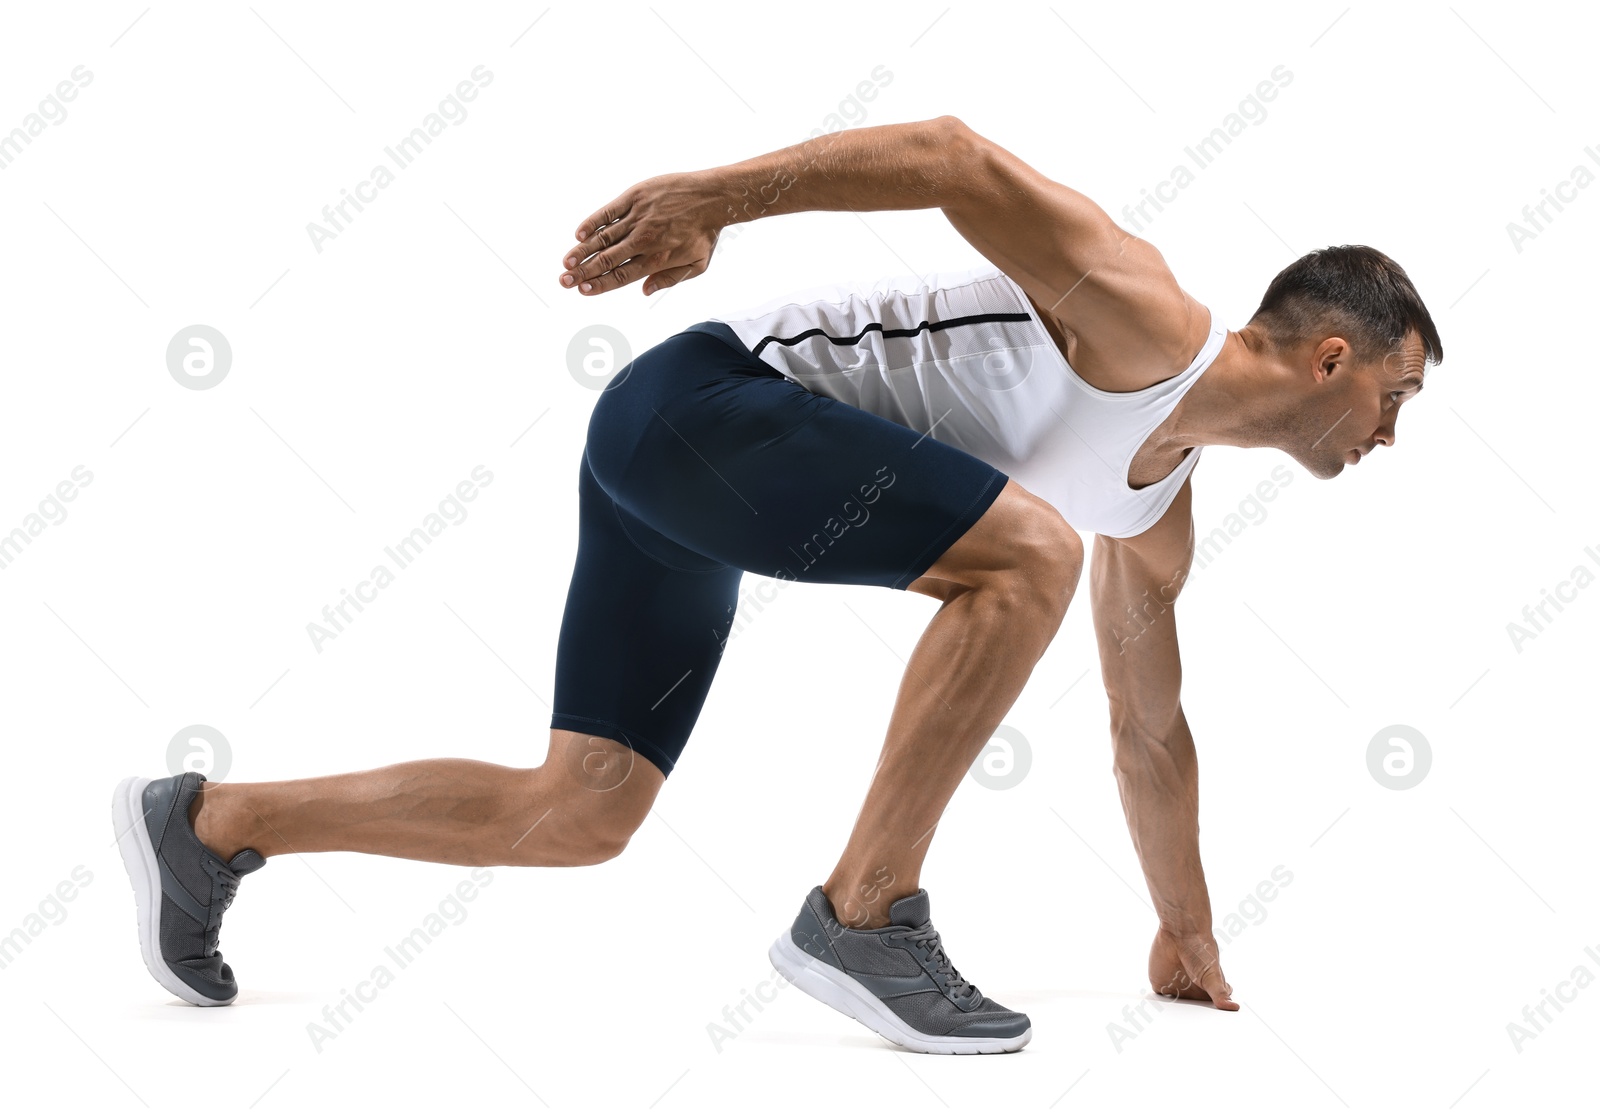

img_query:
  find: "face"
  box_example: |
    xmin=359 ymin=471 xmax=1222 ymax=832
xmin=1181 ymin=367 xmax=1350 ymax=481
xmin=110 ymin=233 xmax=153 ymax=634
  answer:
xmin=1289 ymin=332 xmax=1427 ymax=479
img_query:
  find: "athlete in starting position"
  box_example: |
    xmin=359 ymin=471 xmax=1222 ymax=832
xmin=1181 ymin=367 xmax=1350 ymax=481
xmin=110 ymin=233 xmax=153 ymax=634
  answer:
xmin=114 ymin=116 xmax=1441 ymax=1054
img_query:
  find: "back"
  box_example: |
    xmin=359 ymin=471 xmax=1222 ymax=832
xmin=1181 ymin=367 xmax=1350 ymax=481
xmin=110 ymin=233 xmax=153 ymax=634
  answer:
xmin=709 ymin=265 xmax=1219 ymax=538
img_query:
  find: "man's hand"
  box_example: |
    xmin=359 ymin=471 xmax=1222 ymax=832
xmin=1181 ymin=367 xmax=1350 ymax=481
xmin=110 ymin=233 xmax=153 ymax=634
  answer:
xmin=559 ymin=171 xmax=723 ymax=297
xmin=1148 ymin=927 xmax=1238 ymax=1010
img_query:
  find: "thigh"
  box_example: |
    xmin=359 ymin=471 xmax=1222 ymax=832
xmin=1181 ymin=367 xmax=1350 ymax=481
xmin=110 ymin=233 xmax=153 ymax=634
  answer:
xmin=588 ymin=322 xmax=1010 ymax=592
xmin=549 ymin=451 xmax=745 ymax=778
xmin=914 ymin=478 xmax=1078 ymax=591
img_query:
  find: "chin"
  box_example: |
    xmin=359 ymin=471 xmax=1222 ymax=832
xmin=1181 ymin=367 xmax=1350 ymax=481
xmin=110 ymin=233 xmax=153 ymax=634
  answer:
xmin=1304 ymin=456 xmax=1343 ymax=480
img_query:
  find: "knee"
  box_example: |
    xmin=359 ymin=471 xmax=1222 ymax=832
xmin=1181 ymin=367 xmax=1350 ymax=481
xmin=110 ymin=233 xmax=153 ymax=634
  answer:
xmin=508 ymin=754 xmax=658 ymax=867
xmin=556 ymin=817 xmax=635 ymax=867
xmin=540 ymin=791 xmax=646 ymax=867
xmin=1004 ymin=500 xmax=1083 ymax=619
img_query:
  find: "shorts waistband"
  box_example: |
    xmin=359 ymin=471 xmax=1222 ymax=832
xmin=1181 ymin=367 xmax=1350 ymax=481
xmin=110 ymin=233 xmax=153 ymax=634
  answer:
xmin=679 ymin=319 xmax=753 ymax=358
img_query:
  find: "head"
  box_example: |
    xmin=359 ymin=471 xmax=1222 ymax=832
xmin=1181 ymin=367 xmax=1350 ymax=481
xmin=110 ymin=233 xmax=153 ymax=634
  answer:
xmin=1245 ymin=245 xmax=1443 ymax=478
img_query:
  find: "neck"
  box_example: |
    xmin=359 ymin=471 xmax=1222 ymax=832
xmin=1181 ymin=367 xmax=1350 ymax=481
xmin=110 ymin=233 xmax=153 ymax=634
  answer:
xmin=1162 ymin=326 xmax=1297 ymax=453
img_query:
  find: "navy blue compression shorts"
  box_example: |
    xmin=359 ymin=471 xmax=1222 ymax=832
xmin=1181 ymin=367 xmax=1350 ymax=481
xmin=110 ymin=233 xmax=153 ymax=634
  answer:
xmin=549 ymin=320 xmax=1008 ymax=776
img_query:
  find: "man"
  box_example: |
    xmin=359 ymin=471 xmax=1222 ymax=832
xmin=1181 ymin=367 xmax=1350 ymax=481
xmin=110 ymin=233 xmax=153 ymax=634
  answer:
xmin=114 ymin=116 xmax=1440 ymax=1056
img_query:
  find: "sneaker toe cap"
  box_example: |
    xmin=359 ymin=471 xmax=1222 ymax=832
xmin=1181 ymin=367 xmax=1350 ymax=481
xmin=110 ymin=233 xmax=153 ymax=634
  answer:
xmin=170 ymin=955 xmax=238 ymax=1003
xmin=948 ymin=1010 xmax=1031 ymax=1039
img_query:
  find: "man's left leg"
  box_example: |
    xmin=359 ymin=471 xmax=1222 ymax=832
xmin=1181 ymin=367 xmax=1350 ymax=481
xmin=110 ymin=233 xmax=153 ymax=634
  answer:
xmin=820 ymin=481 xmax=1083 ymax=931
xmin=766 ymin=479 xmax=1080 ymax=1053
xmin=603 ymin=321 xmax=1081 ymax=1052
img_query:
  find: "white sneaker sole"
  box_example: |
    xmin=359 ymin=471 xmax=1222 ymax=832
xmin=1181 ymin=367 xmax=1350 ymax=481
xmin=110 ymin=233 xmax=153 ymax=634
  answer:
xmin=112 ymin=776 xmax=233 ymax=1007
xmin=768 ymin=933 xmax=1030 ymax=1054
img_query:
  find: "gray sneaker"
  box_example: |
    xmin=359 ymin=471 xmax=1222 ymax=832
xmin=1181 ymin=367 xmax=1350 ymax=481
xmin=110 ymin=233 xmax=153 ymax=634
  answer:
xmin=112 ymin=772 xmax=265 ymax=1006
xmin=769 ymin=885 xmax=1031 ymax=1054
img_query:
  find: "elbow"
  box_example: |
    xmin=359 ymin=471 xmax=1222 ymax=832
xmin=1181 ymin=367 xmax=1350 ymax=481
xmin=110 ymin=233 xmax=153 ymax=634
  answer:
xmin=932 ymin=116 xmax=988 ymax=208
xmin=934 ymin=115 xmax=982 ymax=158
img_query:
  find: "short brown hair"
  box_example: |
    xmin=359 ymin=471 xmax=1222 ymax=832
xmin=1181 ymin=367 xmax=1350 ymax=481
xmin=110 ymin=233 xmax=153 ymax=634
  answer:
xmin=1248 ymin=245 xmax=1443 ymax=365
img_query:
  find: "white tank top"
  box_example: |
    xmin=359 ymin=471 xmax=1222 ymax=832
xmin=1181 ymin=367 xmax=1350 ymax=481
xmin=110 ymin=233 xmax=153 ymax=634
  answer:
xmin=709 ymin=264 xmax=1226 ymax=538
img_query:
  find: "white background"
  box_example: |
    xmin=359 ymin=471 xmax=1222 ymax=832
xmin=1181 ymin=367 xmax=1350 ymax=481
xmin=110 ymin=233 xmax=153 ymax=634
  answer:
xmin=1 ymin=2 xmax=1595 ymax=1112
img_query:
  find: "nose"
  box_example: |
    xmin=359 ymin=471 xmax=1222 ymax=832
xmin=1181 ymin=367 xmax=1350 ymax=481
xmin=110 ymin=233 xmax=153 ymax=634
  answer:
xmin=1374 ymin=414 xmax=1398 ymax=449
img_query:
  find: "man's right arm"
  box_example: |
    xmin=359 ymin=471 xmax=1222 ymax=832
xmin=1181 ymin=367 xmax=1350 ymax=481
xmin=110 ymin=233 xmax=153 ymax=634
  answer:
xmin=560 ymin=116 xmax=972 ymax=296
xmin=558 ymin=115 xmax=1186 ymax=350
xmin=709 ymin=113 xmax=1186 ymax=359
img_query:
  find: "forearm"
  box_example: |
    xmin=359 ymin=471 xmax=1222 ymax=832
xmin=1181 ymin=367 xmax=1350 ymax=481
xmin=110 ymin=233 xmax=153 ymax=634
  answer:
xmin=709 ymin=116 xmax=969 ymax=226
xmin=1111 ymin=704 xmax=1216 ymax=937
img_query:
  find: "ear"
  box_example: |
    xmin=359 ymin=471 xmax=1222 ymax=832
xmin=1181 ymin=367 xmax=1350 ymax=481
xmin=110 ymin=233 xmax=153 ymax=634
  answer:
xmin=1310 ymin=336 xmax=1352 ymax=384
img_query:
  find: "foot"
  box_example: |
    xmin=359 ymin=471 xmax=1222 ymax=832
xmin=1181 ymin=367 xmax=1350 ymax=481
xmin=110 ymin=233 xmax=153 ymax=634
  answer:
xmin=112 ymin=772 xmax=265 ymax=1006
xmin=770 ymin=886 xmax=1031 ymax=1054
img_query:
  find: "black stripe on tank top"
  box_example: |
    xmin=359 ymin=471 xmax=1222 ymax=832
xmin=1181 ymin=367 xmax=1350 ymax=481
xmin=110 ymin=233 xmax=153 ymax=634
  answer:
xmin=749 ymin=311 xmax=1033 ymax=360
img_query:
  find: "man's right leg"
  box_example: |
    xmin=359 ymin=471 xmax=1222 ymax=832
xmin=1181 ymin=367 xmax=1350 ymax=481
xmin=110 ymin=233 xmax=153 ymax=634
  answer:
xmin=189 ymin=729 xmax=664 ymax=867
xmin=116 ymin=326 xmax=752 ymax=1007
xmin=113 ymin=728 xmax=659 ymax=1006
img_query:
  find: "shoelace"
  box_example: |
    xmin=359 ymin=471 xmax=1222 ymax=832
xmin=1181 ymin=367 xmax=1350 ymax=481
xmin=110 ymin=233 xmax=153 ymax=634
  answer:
xmin=205 ymin=864 xmax=241 ymax=955
xmin=889 ymin=923 xmax=978 ymax=1003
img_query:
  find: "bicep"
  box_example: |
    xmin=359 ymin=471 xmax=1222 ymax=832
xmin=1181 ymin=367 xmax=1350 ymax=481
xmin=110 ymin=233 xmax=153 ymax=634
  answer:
xmin=1089 ymin=485 xmax=1195 ymax=737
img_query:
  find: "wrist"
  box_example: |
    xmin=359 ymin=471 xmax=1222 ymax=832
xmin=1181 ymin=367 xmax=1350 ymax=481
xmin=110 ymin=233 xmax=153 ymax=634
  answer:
xmin=1157 ymin=915 xmax=1214 ymax=940
xmin=704 ymin=159 xmax=792 ymax=228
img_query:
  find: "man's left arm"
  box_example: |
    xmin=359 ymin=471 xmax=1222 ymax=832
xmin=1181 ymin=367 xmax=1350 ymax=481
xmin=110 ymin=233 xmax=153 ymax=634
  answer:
xmin=1089 ymin=478 xmax=1237 ymax=1009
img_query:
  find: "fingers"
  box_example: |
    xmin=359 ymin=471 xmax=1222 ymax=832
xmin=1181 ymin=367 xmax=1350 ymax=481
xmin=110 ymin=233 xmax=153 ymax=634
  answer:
xmin=574 ymin=196 xmax=632 ymax=246
xmin=642 ymin=262 xmax=700 ymax=297
xmin=560 ymin=226 xmax=671 ymax=295
xmin=563 ymin=231 xmax=691 ymax=296
xmin=560 ymin=240 xmax=639 ymax=294
xmin=1152 ymin=932 xmax=1238 ymax=1011
xmin=561 ymin=196 xmax=636 ymax=292
xmin=560 ymin=223 xmax=627 ymax=292
xmin=1179 ymin=942 xmax=1237 ymax=1011
xmin=1197 ymin=966 xmax=1238 ymax=1010
xmin=566 ymin=246 xmax=685 ymax=297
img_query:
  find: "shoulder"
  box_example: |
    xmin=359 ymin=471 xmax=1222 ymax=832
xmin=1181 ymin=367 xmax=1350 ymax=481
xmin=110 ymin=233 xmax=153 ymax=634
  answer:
xmin=1047 ymin=270 xmax=1212 ymax=392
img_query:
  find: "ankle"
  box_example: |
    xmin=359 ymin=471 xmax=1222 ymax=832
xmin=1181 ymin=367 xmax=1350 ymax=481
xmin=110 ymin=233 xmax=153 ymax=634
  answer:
xmin=823 ymin=866 xmax=914 ymax=931
xmin=190 ymin=782 xmax=256 ymax=860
